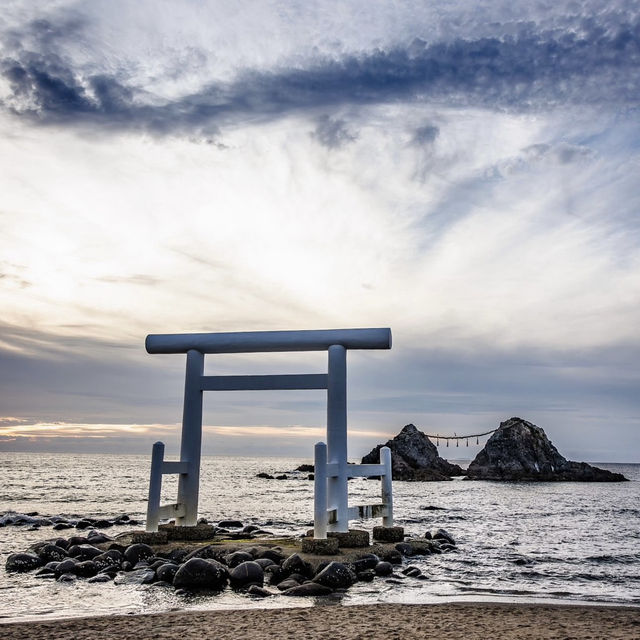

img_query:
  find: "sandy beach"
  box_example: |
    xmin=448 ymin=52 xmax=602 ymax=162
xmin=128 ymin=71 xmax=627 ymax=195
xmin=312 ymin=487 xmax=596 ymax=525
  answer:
xmin=2 ymin=602 xmax=639 ymax=640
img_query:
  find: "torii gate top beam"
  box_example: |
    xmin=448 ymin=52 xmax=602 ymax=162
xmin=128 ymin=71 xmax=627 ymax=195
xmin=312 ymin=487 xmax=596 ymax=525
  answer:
xmin=145 ymin=328 xmax=391 ymax=354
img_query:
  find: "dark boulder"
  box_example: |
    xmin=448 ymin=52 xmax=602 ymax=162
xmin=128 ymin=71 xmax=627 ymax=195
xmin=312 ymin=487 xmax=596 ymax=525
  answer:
xmin=68 ymin=544 xmax=102 ymax=561
xmin=296 ymin=464 xmax=314 ymax=472
xmin=37 ymin=544 xmax=68 ymax=563
xmin=114 ymin=568 xmax=155 ymax=585
xmin=217 ymin=520 xmax=243 ymax=528
xmin=256 ymin=473 xmax=274 ymax=479
xmin=258 ymin=548 xmax=285 ymax=563
xmin=224 ymin=551 xmax=254 ymax=568
xmin=124 ymin=543 xmax=154 ymax=565
xmin=6 ymin=553 xmax=43 ymax=572
xmin=54 ymin=558 xmax=78 ymax=577
xmin=276 ymin=578 xmax=301 ymax=591
xmin=88 ymin=574 xmax=114 ymax=583
xmin=156 ymin=563 xmax=179 ymax=583
xmin=281 ymin=553 xmax=313 ymax=579
xmin=93 ymin=550 xmax=123 ymax=571
xmin=229 ymin=561 xmax=264 ymax=588
xmin=313 ymin=562 xmax=356 ymax=589
xmin=361 ymin=424 xmax=464 ymax=480
xmin=433 ymin=529 xmax=456 ymax=545
xmin=282 ymin=583 xmax=333 ymax=597
xmin=74 ymin=560 xmax=98 ymax=578
xmin=466 ymin=417 xmax=629 ymax=481
xmin=357 ymin=569 xmax=375 ymax=582
xmin=173 ymin=558 xmax=228 ymax=590
xmin=374 ymin=561 xmax=393 ymax=576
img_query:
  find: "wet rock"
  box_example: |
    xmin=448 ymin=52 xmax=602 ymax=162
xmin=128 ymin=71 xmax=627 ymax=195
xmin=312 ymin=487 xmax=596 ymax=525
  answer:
xmin=395 ymin=542 xmax=414 ymax=556
xmin=74 ymin=560 xmax=98 ymax=578
xmin=67 ymin=536 xmax=88 ymax=547
xmin=75 ymin=520 xmax=93 ymax=530
xmin=224 ymin=551 xmax=254 ymax=568
xmin=357 ymin=569 xmax=375 ymax=582
xmin=256 ymin=473 xmax=274 ymax=479
xmin=124 ymin=543 xmax=154 ymax=565
xmin=87 ymin=531 xmax=113 ymax=544
xmin=242 ymin=525 xmax=261 ymax=534
xmin=156 ymin=563 xmax=179 ymax=583
xmin=54 ymin=558 xmax=78 ymax=577
xmin=37 ymin=544 xmax=68 ymax=563
xmin=258 ymin=548 xmax=285 ymax=563
xmin=93 ymin=550 xmax=123 ymax=571
xmin=313 ymin=562 xmax=356 ymax=589
xmin=281 ymin=553 xmax=313 ymax=579
xmin=254 ymin=558 xmax=275 ymax=569
xmin=402 ymin=566 xmax=422 ymax=578
xmin=248 ymin=585 xmax=273 ymax=597
xmin=275 ymin=475 xmax=288 ymax=480
xmin=296 ymin=464 xmax=314 ymax=472
xmin=114 ymin=568 xmax=156 ymax=585
xmin=276 ymin=578 xmax=301 ymax=591
xmin=68 ymin=544 xmax=103 ymax=561
xmin=466 ymin=417 xmax=629 ymax=481
xmin=229 ymin=561 xmax=264 ymax=588
xmin=217 ymin=520 xmax=243 ymax=528
xmin=57 ymin=572 xmax=77 ymax=583
xmin=374 ymin=561 xmax=393 ymax=576
xmin=93 ymin=519 xmax=113 ymax=528
xmin=282 ymin=583 xmax=333 ymax=597
xmin=173 ymin=558 xmax=228 ymax=590
xmin=6 ymin=553 xmax=43 ymax=572
xmin=352 ymin=554 xmax=379 ymax=572
xmin=361 ymin=424 xmax=464 ymax=480
xmin=53 ymin=522 xmax=73 ymax=530
xmin=88 ymin=573 xmax=114 ymax=583
xmin=381 ymin=549 xmax=403 ymax=564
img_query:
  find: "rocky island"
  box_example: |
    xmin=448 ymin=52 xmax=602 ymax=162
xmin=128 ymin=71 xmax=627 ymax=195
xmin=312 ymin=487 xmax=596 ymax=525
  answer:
xmin=466 ymin=417 xmax=628 ymax=481
xmin=361 ymin=424 xmax=464 ymax=480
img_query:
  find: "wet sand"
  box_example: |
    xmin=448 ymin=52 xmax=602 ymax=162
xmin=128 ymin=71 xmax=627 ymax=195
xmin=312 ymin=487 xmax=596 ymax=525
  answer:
xmin=2 ymin=602 xmax=639 ymax=640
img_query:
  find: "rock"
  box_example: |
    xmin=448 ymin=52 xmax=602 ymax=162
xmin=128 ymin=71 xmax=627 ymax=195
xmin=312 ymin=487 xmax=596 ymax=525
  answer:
xmin=276 ymin=578 xmax=300 ymax=591
xmin=301 ymin=537 xmax=339 ymax=555
xmin=217 ymin=520 xmax=243 ymax=528
xmin=381 ymin=549 xmax=403 ymax=564
xmin=93 ymin=550 xmax=123 ymax=571
xmin=54 ymin=559 xmax=79 ymax=577
xmin=254 ymin=558 xmax=275 ymax=569
xmin=256 ymin=473 xmax=274 ymax=479
xmin=74 ymin=560 xmax=98 ymax=578
xmin=229 ymin=561 xmax=264 ymax=588
xmin=36 ymin=544 xmax=68 ymax=563
xmin=87 ymin=531 xmax=112 ymax=544
xmin=114 ymin=568 xmax=156 ymax=585
xmin=296 ymin=464 xmax=314 ymax=472
xmin=466 ymin=417 xmax=629 ymax=481
xmin=173 ymin=558 xmax=228 ymax=590
xmin=57 ymin=572 xmax=77 ymax=582
xmin=282 ymin=583 xmax=333 ymax=597
xmin=53 ymin=522 xmax=73 ymax=530
xmin=313 ymin=562 xmax=356 ymax=589
xmin=282 ymin=553 xmax=313 ymax=579
xmin=374 ymin=561 xmax=393 ymax=576
xmin=248 ymin=585 xmax=273 ymax=597
xmin=433 ymin=528 xmax=456 ymax=545
xmin=93 ymin=519 xmax=113 ymax=528
xmin=75 ymin=519 xmax=93 ymax=530
xmin=402 ymin=566 xmax=422 ymax=577
xmin=361 ymin=424 xmax=464 ymax=480
xmin=156 ymin=563 xmax=179 ymax=583
xmin=275 ymin=475 xmax=288 ymax=480
xmin=68 ymin=544 xmax=103 ymax=561
xmin=356 ymin=569 xmax=375 ymax=582
xmin=352 ymin=555 xmax=379 ymax=572
xmin=242 ymin=525 xmax=261 ymax=534
xmin=257 ymin=548 xmax=285 ymax=563
xmin=88 ymin=574 xmax=114 ymax=583
xmin=224 ymin=551 xmax=254 ymax=568
xmin=395 ymin=542 xmax=414 ymax=556
xmin=6 ymin=553 xmax=43 ymax=572
xmin=124 ymin=543 xmax=154 ymax=565
xmin=327 ymin=529 xmax=370 ymax=548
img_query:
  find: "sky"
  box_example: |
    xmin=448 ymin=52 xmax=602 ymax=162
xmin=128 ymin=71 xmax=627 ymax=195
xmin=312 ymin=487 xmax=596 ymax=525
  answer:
xmin=0 ymin=0 xmax=639 ymax=461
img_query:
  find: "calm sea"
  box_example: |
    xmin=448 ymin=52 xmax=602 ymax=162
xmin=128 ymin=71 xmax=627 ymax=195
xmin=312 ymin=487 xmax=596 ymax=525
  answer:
xmin=1 ymin=452 xmax=639 ymax=622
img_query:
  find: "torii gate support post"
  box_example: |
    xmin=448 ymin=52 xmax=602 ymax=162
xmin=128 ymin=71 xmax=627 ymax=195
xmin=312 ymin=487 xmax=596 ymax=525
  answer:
xmin=176 ymin=349 xmax=204 ymax=526
xmin=327 ymin=344 xmax=348 ymax=532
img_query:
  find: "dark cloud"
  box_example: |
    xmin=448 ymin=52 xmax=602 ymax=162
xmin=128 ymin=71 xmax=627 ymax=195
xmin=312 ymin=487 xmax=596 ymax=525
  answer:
xmin=412 ymin=124 xmax=439 ymax=145
xmin=1 ymin=15 xmax=639 ymax=135
xmin=312 ymin=115 xmax=357 ymax=148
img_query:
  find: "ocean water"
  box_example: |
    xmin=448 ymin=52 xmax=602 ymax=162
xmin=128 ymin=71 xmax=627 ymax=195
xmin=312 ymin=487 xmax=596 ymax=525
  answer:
xmin=1 ymin=452 xmax=639 ymax=622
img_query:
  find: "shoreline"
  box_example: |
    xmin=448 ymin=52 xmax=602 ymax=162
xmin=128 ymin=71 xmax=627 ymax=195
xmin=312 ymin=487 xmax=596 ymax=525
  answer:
xmin=2 ymin=602 xmax=640 ymax=640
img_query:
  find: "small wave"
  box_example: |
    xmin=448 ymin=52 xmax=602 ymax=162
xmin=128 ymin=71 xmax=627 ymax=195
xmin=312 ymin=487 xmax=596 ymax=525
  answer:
xmin=585 ymin=553 xmax=640 ymax=565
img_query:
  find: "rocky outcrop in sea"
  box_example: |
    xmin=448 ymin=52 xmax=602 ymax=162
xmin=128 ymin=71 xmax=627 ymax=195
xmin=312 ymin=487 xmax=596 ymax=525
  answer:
xmin=466 ymin=417 xmax=628 ymax=481
xmin=361 ymin=424 xmax=464 ymax=481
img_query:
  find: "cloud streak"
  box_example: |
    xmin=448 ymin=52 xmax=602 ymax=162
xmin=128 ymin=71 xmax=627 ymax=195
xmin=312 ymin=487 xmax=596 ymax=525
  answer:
xmin=2 ymin=14 xmax=639 ymax=135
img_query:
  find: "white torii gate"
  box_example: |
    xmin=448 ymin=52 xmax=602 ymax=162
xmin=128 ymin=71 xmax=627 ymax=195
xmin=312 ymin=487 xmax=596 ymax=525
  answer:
xmin=144 ymin=328 xmax=393 ymax=538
